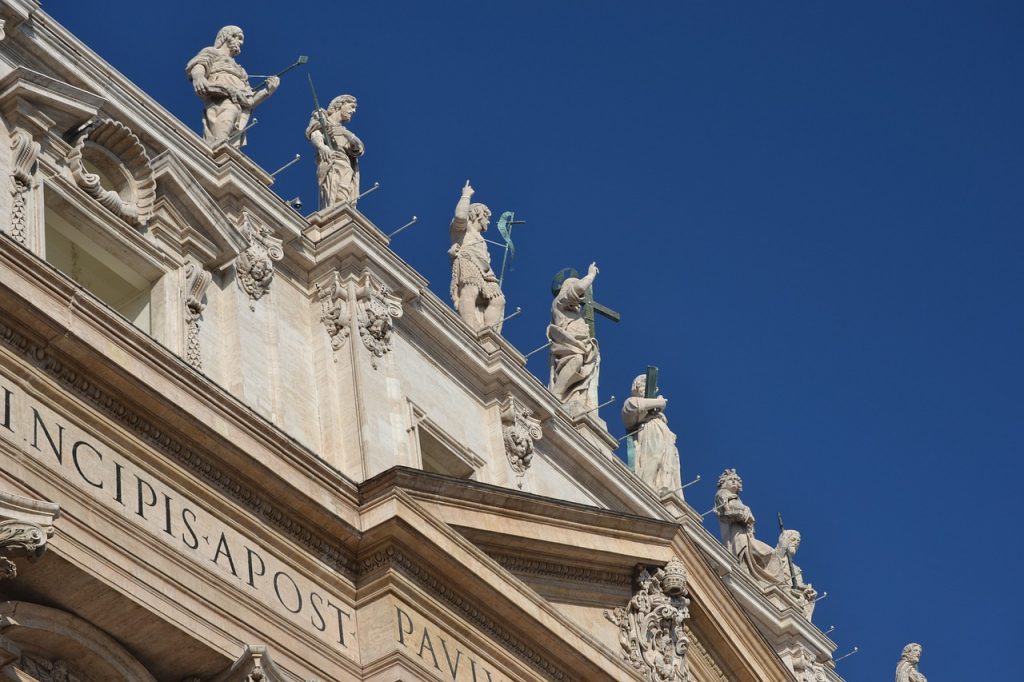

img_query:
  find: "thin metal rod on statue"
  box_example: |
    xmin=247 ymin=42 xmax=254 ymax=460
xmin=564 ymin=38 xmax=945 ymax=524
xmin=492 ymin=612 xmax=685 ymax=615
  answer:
xmin=834 ymin=647 xmax=859 ymax=663
xmin=356 ymin=181 xmax=380 ymax=202
xmin=270 ymin=154 xmax=301 ymax=177
xmin=225 ymin=118 xmax=258 ymax=145
xmin=682 ymin=474 xmax=702 ymax=489
xmin=700 ymin=504 xmax=725 ymax=518
xmin=306 ymin=74 xmax=337 ymax=152
xmin=485 ymin=307 xmax=521 ymax=333
xmin=253 ymin=55 xmax=308 ymax=92
xmin=388 ymin=216 xmax=418 ymax=238
xmin=811 ymin=591 xmax=829 ymax=603
xmin=578 ymin=396 xmax=616 ymax=418
xmin=524 ymin=341 xmax=551 ymax=359
xmin=824 ymin=625 xmax=836 ymax=635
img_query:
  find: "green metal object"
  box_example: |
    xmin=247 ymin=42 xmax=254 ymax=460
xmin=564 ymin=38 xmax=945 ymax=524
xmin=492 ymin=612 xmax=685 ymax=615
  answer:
xmin=550 ymin=267 xmax=621 ymax=338
xmin=644 ymin=365 xmax=659 ymax=399
xmin=496 ymin=211 xmax=525 ymax=286
xmin=306 ymin=74 xmax=337 ymax=151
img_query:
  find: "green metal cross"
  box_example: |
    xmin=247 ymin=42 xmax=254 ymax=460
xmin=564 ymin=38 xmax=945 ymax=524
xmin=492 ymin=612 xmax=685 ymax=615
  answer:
xmin=550 ymin=267 xmax=621 ymax=338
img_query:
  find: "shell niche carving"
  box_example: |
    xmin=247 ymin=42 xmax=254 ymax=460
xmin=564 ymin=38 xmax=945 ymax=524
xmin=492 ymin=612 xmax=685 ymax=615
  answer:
xmin=67 ymin=118 xmax=155 ymax=226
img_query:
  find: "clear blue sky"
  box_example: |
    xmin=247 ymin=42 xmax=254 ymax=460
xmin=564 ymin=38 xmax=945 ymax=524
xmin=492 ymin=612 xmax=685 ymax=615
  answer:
xmin=57 ymin=1 xmax=1023 ymax=678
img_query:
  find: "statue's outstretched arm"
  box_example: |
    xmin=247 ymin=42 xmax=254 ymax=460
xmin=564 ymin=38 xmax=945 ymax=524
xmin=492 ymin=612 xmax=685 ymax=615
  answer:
xmin=452 ymin=181 xmax=473 ymax=231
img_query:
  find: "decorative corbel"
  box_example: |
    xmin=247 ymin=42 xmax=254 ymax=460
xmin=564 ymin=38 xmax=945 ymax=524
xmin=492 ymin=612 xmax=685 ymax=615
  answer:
xmin=604 ymin=557 xmax=692 ymax=682
xmin=0 ymin=490 xmax=60 ymax=581
xmin=7 ymin=128 xmax=39 ymax=246
xmin=353 ymin=273 xmax=402 ymax=369
xmin=184 ymin=262 xmax=213 ymax=370
xmin=316 ymin=271 xmax=351 ymax=355
xmin=500 ymin=394 xmax=542 ymax=487
xmin=235 ymin=211 xmax=283 ymax=309
xmin=210 ymin=645 xmax=290 ymax=682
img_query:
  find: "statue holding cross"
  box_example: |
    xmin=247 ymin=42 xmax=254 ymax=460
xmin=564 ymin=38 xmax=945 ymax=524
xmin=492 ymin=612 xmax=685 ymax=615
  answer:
xmin=547 ymin=263 xmax=619 ymax=411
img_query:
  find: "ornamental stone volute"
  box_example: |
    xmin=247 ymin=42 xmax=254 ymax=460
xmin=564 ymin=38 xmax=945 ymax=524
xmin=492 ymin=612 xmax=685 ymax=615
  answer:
xmin=0 ymin=490 xmax=60 ymax=580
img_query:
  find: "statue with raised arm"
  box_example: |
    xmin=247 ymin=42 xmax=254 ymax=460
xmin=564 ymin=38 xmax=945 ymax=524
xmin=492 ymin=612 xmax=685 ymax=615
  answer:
xmin=896 ymin=644 xmax=927 ymax=682
xmin=306 ymin=95 xmax=365 ymax=209
xmin=186 ymin=26 xmax=279 ymax=146
xmin=622 ymin=374 xmax=681 ymax=494
xmin=548 ymin=262 xmax=600 ymax=408
xmin=448 ymin=181 xmax=506 ymax=331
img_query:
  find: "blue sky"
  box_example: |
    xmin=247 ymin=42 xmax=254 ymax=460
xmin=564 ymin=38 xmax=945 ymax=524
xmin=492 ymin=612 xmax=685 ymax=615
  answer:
xmin=57 ymin=1 xmax=1023 ymax=678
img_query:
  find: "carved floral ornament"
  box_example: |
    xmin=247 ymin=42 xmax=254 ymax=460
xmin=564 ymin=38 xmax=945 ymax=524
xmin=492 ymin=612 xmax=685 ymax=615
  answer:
xmin=7 ymin=128 xmax=40 ymax=245
xmin=183 ymin=261 xmax=213 ymax=370
xmin=235 ymin=211 xmax=283 ymax=308
xmin=604 ymin=557 xmax=692 ymax=682
xmin=66 ymin=118 xmax=155 ymax=227
xmin=317 ymin=272 xmax=403 ymax=368
xmin=499 ymin=394 xmax=542 ymax=486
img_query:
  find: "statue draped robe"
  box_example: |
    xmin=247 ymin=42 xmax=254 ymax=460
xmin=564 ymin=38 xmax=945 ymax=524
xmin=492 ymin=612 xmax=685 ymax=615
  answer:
xmin=622 ymin=399 xmax=681 ymax=493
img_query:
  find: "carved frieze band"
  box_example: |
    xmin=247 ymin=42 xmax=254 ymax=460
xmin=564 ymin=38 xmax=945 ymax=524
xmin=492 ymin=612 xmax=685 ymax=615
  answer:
xmin=183 ymin=262 xmax=213 ymax=371
xmin=489 ymin=552 xmax=631 ymax=589
xmin=0 ymin=317 xmax=357 ymax=578
xmin=8 ymin=129 xmax=39 ymax=246
xmin=360 ymin=546 xmax=570 ymax=682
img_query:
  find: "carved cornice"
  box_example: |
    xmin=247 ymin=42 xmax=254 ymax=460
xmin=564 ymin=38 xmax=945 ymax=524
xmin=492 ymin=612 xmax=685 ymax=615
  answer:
xmin=359 ymin=546 xmax=571 ymax=682
xmin=489 ymin=552 xmax=631 ymax=589
xmin=0 ymin=317 xmax=357 ymax=578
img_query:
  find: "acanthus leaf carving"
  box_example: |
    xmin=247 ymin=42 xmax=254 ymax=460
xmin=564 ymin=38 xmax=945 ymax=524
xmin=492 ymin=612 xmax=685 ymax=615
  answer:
xmin=184 ymin=262 xmax=213 ymax=370
xmin=234 ymin=211 xmax=283 ymax=309
xmin=8 ymin=128 xmax=39 ymax=245
xmin=0 ymin=519 xmax=54 ymax=581
xmin=66 ymin=118 xmax=155 ymax=226
xmin=604 ymin=557 xmax=692 ymax=682
xmin=354 ymin=274 xmax=402 ymax=369
xmin=316 ymin=271 xmax=350 ymax=354
xmin=500 ymin=394 xmax=542 ymax=487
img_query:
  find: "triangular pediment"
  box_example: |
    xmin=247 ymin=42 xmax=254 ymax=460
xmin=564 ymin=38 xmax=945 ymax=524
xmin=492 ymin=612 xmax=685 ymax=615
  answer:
xmin=149 ymin=150 xmax=247 ymax=265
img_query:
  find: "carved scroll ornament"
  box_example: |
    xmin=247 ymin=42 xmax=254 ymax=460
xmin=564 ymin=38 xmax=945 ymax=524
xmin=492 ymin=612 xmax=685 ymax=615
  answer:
xmin=67 ymin=118 xmax=155 ymax=226
xmin=235 ymin=212 xmax=283 ymax=308
xmin=317 ymin=272 xmax=350 ymax=353
xmin=0 ymin=519 xmax=54 ymax=580
xmin=8 ymin=128 xmax=39 ymax=245
xmin=500 ymin=395 xmax=542 ymax=486
xmin=184 ymin=262 xmax=213 ymax=370
xmin=604 ymin=557 xmax=691 ymax=682
xmin=355 ymin=275 xmax=402 ymax=368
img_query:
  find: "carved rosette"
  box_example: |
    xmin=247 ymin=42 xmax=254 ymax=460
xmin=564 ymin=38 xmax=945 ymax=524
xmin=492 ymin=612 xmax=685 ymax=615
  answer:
xmin=604 ymin=557 xmax=691 ymax=682
xmin=316 ymin=272 xmax=350 ymax=353
xmin=0 ymin=519 xmax=54 ymax=580
xmin=67 ymin=118 xmax=155 ymax=226
xmin=184 ymin=262 xmax=213 ymax=370
xmin=235 ymin=212 xmax=283 ymax=309
xmin=8 ymin=129 xmax=39 ymax=245
xmin=500 ymin=395 xmax=542 ymax=486
xmin=355 ymin=275 xmax=402 ymax=369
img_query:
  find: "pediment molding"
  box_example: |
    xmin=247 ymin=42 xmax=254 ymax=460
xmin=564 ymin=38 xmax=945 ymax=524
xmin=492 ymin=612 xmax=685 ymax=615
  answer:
xmin=149 ymin=150 xmax=246 ymax=265
xmin=0 ymin=67 xmax=103 ymax=138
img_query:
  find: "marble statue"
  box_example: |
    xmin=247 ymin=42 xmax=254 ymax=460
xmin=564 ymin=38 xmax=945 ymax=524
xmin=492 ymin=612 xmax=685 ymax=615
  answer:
xmin=896 ymin=643 xmax=927 ymax=682
xmin=306 ymin=95 xmax=364 ymax=209
xmin=714 ymin=470 xmax=817 ymax=616
xmin=186 ymin=26 xmax=279 ymax=146
xmin=448 ymin=181 xmax=505 ymax=332
xmin=769 ymin=529 xmax=817 ymax=619
xmin=622 ymin=374 xmax=681 ymax=494
xmin=548 ymin=262 xmax=600 ymax=408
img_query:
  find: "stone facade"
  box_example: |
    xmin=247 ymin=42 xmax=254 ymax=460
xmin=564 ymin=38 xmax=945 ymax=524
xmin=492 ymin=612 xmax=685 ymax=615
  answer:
xmin=0 ymin=3 xmax=857 ymax=681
